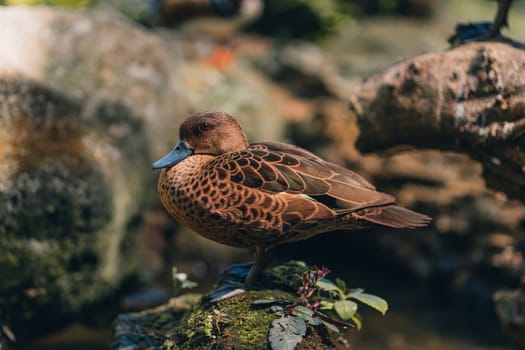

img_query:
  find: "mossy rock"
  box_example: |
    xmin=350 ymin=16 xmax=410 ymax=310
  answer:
xmin=0 ymin=77 xmax=153 ymax=338
xmin=112 ymin=290 xmax=334 ymax=350
xmin=112 ymin=294 xmax=201 ymax=350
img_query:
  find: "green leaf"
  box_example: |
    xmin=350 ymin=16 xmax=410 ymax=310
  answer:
xmin=252 ymin=299 xmax=280 ymax=306
xmin=309 ymin=315 xmax=322 ymax=326
xmin=292 ymin=316 xmax=307 ymax=335
xmin=350 ymin=312 xmax=362 ymax=330
xmin=321 ymin=320 xmax=340 ymax=333
xmin=316 ymin=279 xmax=341 ymax=295
xmin=291 ymin=305 xmax=313 ymax=319
xmin=319 ymin=300 xmax=334 ymax=310
xmin=334 ymin=300 xmax=358 ymax=320
xmin=335 ymin=278 xmax=347 ymax=292
xmin=269 ymin=316 xmax=306 ymax=350
xmin=291 ymin=305 xmax=321 ymax=325
xmin=350 ymin=293 xmax=388 ymax=315
xmin=271 ymin=305 xmax=284 ymax=314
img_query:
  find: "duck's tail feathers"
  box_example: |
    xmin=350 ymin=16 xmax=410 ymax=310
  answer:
xmin=357 ymin=204 xmax=431 ymax=229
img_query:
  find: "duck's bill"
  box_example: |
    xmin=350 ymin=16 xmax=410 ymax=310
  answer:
xmin=152 ymin=140 xmax=193 ymax=169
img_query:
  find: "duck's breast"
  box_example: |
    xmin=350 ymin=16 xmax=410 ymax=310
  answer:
xmin=158 ymin=155 xmax=289 ymax=247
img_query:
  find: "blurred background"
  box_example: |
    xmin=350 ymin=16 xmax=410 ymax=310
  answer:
xmin=0 ymin=0 xmax=524 ymax=349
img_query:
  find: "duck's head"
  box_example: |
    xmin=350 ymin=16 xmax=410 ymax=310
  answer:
xmin=152 ymin=111 xmax=249 ymax=169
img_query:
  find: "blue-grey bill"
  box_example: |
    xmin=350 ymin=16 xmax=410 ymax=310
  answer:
xmin=152 ymin=140 xmax=193 ymax=169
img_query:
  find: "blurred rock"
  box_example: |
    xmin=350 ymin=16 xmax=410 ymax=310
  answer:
xmin=0 ymin=6 xmax=287 ymax=158
xmin=350 ymin=41 xmax=525 ymax=200
xmin=0 ymin=5 xmax=182 ymax=158
xmin=247 ymin=0 xmax=350 ymax=39
xmin=450 ymin=233 xmax=525 ymax=326
xmin=355 ymin=0 xmax=439 ymax=17
xmin=156 ymin=0 xmax=244 ymax=23
xmin=111 ymin=293 xmax=200 ymax=349
xmin=0 ymin=77 xmax=152 ymax=338
xmin=155 ymin=0 xmax=264 ymax=41
xmin=253 ymin=41 xmax=350 ymax=100
xmin=120 ymin=287 xmax=170 ymax=310
xmin=494 ymin=286 xmax=525 ymax=350
xmin=246 ymin=0 xmax=440 ymax=39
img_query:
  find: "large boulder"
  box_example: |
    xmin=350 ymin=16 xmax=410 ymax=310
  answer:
xmin=350 ymin=41 xmax=525 ymax=200
xmin=0 ymin=5 xmax=287 ymax=157
xmin=0 ymin=77 xmax=152 ymax=337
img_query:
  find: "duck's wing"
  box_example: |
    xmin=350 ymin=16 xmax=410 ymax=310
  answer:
xmin=250 ymin=141 xmax=377 ymax=189
xmin=202 ymin=141 xmax=430 ymax=228
xmin=246 ymin=143 xmax=430 ymax=227
xmin=210 ymin=141 xmax=395 ymax=212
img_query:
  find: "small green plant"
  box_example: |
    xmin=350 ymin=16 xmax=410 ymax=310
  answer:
xmin=172 ymin=267 xmax=197 ymax=297
xmin=253 ymin=266 xmax=388 ymax=350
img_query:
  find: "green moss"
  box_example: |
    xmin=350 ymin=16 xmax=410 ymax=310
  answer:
xmin=112 ymin=264 xmax=337 ymax=349
xmin=174 ymin=290 xmax=294 ymax=350
xmin=161 ymin=339 xmax=181 ymax=350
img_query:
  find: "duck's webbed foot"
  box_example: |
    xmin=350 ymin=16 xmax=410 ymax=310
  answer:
xmin=204 ymin=263 xmax=250 ymax=302
xmin=448 ymin=0 xmax=513 ymax=46
xmin=204 ymin=247 xmax=270 ymax=302
xmin=448 ymin=22 xmax=495 ymax=46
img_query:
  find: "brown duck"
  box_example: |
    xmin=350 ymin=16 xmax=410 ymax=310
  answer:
xmin=153 ymin=111 xmax=431 ymax=285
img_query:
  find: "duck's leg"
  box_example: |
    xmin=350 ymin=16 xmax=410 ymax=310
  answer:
xmin=491 ymin=0 xmax=513 ymax=36
xmin=206 ymin=247 xmax=268 ymax=302
xmin=245 ymin=246 xmax=268 ymax=287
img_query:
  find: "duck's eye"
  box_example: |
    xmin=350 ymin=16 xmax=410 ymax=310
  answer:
xmin=197 ymin=122 xmax=210 ymax=133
